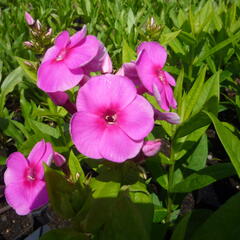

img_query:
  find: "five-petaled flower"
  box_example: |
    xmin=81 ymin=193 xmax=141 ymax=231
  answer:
xmin=70 ymin=74 xmax=154 ymax=163
xmin=136 ymin=41 xmax=177 ymax=111
xmin=4 ymin=140 xmax=54 ymax=215
xmin=37 ymin=26 xmax=100 ymax=92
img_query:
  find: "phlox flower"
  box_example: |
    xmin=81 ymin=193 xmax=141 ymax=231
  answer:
xmin=70 ymin=74 xmax=154 ymax=163
xmin=4 ymin=140 xmax=54 ymax=215
xmin=136 ymin=42 xmax=177 ymax=111
xmin=37 ymin=25 xmax=99 ymax=92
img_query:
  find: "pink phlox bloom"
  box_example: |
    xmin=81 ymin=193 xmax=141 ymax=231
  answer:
xmin=83 ymin=40 xmax=112 ymax=74
xmin=70 ymin=74 xmax=154 ymax=163
xmin=116 ymin=62 xmax=147 ymax=95
xmin=154 ymin=108 xmax=180 ymax=124
xmin=4 ymin=140 xmax=53 ymax=215
xmin=142 ymin=139 xmax=162 ymax=157
xmin=37 ymin=25 xmax=100 ymax=92
xmin=136 ymin=41 xmax=177 ymax=111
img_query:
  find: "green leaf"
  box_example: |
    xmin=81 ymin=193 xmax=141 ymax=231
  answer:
xmin=31 ymin=120 xmax=60 ymax=139
xmin=186 ymin=134 xmax=208 ymax=171
xmin=15 ymin=56 xmax=37 ymax=82
xmin=40 ymin=228 xmax=88 ymax=240
xmin=193 ymin=31 xmax=240 ymax=65
xmin=191 ymin=192 xmax=240 ymax=240
xmin=203 ymin=111 xmax=240 ymax=177
xmin=170 ymin=212 xmax=191 ymax=240
xmin=122 ymin=40 xmax=136 ymax=63
xmin=172 ymin=163 xmax=236 ymax=193
xmin=68 ymin=150 xmax=85 ymax=184
xmin=44 ymin=165 xmax=77 ymax=218
xmin=0 ymin=67 xmax=23 ymax=114
xmin=182 ymin=65 xmax=207 ymax=120
xmin=160 ymin=30 xmax=182 ymax=45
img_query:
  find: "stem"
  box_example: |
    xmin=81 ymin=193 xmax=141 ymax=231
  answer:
xmin=166 ymin=148 xmax=175 ymax=223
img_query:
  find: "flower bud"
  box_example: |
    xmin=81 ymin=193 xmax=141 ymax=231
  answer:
xmin=25 ymin=12 xmax=35 ymax=25
xmin=53 ymin=152 xmax=66 ymax=167
xmin=46 ymin=28 xmax=52 ymax=37
xmin=23 ymin=41 xmax=33 ymax=47
xmin=36 ymin=20 xmax=41 ymax=31
xmin=142 ymin=139 xmax=162 ymax=157
xmin=154 ymin=109 xmax=180 ymax=124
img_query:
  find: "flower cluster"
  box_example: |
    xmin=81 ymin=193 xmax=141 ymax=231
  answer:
xmin=4 ymin=13 xmax=179 ymax=215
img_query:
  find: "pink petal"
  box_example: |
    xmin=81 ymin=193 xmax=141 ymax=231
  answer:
xmin=118 ymin=95 xmax=154 ymax=141
xmin=48 ymin=91 xmax=69 ymax=106
xmin=102 ymin=52 xmax=112 ymax=73
xmin=137 ymin=41 xmax=167 ymax=68
xmin=99 ymin=126 xmax=143 ymax=163
xmin=122 ymin=62 xmax=141 ymax=86
xmin=37 ymin=60 xmax=84 ymax=92
xmin=39 ymin=142 xmax=54 ymax=165
xmin=54 ymin=31 xmax=70 ymax=49
xmin=164 ymin=71 xmax=176 ymax=86
xmin=76 ymin=74 xmax=137 ymax=114
xmin=28 ymin=140 xmax=46 ymax=165
xmin=136 ymin=50 xmax=156 ymax=92
xmin=4 ymin=152 xmax=28 ymax=185
xmin=69 ymin=25 xmax=87 ymax=48
xmin=70 ymin=112 xmax=105 ymax=159
xmin=64 ymin=35 xmax=99 ymax=69
xmin=142 ymin=140 xmax=162 ymax=157
xmin=42 ymin=46 xmax=60 ymax=63
xmin=164 ymin=84 xmax=177 ymax=109
xmin=154 ymin=110 xmax=180 ymax=124
xmin=53 ymin=152 xmax=66 ymax=167
xmin=5 ymin=180 xmax=48 ymax=215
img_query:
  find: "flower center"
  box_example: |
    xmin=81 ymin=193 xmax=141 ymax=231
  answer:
xmin=56 ymin=49 xmax=67 ymax=61
xmin=156 ymin=69 xmax=167 ymax=84
xmin=26 ymin=167 xmax=36 ymax=181
xmin=104 ymin=110 xmax=117 ymax=125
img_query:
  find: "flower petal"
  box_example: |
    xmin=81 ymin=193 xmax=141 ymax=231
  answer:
xmin=28 ymin=140 xmax=46 ymax=165
xmin=136 ymin=49 xmax=156 ymax=92
xmin=99 ymin=126 xmax=143 ymax=163
xmin=4 ymin=152 xmax=28 ymax=185
xmin=164 ymin=71 xmax=176 ymax=86
xmin=37 ymin=61 xmax=84 ymax=92
xmin=118 ymin=95 xmax=154 ymax=141
xmin=76 ymin=74 xmax=137 ymax=114
xmin=55 ymin=31 xmax=70 ymax=49
xmin=42 ymin=46 xmax=60 ymax=63
xmin=137 ymin=41 xmax=167 ymax=68
xmin=70 ymin=112 xmax=105 ymax=159
xmin=5 ymin=180 xmax=48 ymax=215
xmin=64 ymin=35 xmax=99 ymax=69
xmin=69 ymin=25 xmax=87 ymax=48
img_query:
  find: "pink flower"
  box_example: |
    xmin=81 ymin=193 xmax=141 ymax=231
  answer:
xmin=83 ymin=40 xmax=112 ymax=74
xmin=37 ymin=26 xmax=99 ymax=92
xmin=136 ymin=42 xmax=177 ymax=111
xmin=4 ymin=140 xmax=53 ymax=215
xmin=53 ymin=152 xmax=66 ymax=167
xmin=70 ymin=74 xmax=154 ymax=163
xmin=142 ymin=139 xmax=162 ymax=157
xmin=117 ymin=62 xmax=147 ymax=95
xmin=24 ymin=12 xmax=35 ymax=26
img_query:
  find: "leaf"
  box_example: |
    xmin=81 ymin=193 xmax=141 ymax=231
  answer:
xmin=203 ymin=111 xmax=240 ymax=177
xmin=191 ymin=192 xmax=240 ymax=240
xmin=31 ymin=120 xmax=60 ymax=139
xmin=40 ymin=228 xmax=88 ymax=240
xmin=44 ymin=165 xmax=77 ymax=218
xmin=172 ymin=163 xmax=236 ymax=193
xmin=161 ymin=30 xmax=182 ymax=45
xmin=127 ymin=8 xmax=135 ymax=34
xmin=68 ymin=150 xmax=85 ymax=184
xmin=170 ymin=212 xmax=191 ymax=240
xmin=186 ymin=134 xmax=208 ymax=171
xmin=122 ymin=40 xmax=136 ymax=63
xmin=0 ymin=67 xmax=23 ymax=114
xmin=182 ymin=65 xmax=207 ymax=120
xmin=193 ymin=31 xmax=240 ymax=65
xmin=15 ymin=56 xmax=37 ymax=82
